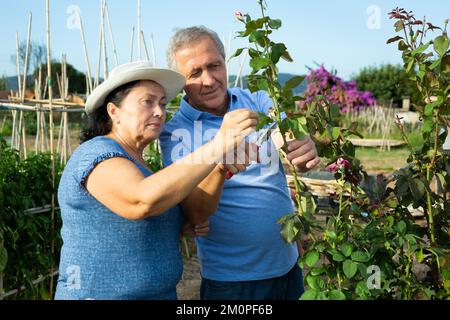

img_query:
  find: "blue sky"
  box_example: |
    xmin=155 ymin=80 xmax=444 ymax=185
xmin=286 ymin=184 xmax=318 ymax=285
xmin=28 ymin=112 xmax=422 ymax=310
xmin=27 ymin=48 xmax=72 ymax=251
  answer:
xmin=0 ymin=0 xmax=448 ymax=80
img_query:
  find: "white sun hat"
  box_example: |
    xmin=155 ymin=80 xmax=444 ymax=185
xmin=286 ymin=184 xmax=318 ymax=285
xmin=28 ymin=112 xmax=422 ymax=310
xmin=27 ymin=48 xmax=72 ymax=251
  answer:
xmin=85 ymin=61 xmax=185 ymax=114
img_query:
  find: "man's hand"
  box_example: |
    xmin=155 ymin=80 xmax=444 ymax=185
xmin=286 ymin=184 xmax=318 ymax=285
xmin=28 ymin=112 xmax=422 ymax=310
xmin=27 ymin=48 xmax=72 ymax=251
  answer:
xmin=182 ymin=220 xmax=210 ymax=238
xmin=285 ymin=136 xmax=320 ymax=172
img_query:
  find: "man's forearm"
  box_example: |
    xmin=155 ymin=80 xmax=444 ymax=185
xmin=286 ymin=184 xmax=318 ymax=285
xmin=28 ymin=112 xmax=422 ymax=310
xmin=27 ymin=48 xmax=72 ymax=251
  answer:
xmin=181 ymin=165 xmax=227 ymax=225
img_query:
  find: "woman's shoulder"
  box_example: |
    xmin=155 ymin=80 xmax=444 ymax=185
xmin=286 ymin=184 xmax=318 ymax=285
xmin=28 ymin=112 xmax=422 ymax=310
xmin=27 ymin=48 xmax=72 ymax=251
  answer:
xmin=66 ymin=136 xmax=130 ymax=172
xmin=73 ymin=136 xmax=124 ymax=158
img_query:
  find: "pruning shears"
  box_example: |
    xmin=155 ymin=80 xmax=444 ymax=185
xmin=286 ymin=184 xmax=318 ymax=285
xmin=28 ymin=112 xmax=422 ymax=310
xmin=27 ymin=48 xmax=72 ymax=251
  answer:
xmin=225 ymin=122 xmax=277 ymax=180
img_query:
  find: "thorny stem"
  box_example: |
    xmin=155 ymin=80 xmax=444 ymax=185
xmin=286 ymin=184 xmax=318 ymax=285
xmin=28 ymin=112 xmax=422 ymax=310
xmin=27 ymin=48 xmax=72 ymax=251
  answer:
xmin=426 ymin=167 xmax=436 ymax=246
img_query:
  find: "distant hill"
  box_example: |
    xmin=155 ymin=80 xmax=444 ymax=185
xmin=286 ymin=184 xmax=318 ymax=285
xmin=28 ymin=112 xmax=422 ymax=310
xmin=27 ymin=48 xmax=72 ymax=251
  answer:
xmin=3 ymin=75 xmax=33 ymax=91
xmin=228 ymin=73 xmax=307 ymax=95
xmin=3 ymin=73 xmax=308 ymax=95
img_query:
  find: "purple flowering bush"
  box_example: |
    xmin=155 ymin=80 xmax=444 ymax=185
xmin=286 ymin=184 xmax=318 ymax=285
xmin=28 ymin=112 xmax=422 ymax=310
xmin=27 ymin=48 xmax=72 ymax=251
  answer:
xmin=299 ymin=65 xmax=376 ymax=112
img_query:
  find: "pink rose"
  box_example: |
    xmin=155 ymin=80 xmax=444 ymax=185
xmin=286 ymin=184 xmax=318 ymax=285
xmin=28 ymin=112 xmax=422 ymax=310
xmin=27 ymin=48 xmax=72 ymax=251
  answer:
xmin=235 ymin=11 xmax=244 ymax=21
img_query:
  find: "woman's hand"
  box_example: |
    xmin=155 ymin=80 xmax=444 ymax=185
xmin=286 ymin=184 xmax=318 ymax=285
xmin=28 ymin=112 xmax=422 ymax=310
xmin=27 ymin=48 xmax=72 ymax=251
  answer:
xmin=214 ymin=109 xmax=259 ymax=162
xmin=182 ymin=220 xmax=210 ymax=238
xmin=217 ymin=141 xmax=259 ymax=178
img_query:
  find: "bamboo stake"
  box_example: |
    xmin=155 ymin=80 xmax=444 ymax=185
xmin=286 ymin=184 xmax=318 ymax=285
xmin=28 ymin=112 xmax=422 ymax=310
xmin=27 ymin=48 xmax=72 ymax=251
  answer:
xmin=234 ymin=49 xmax=248 ymax=88
xmin=129 ymin=26 xmax=135 ymax=62
xmin=35 ymin=78 xmax=40 ymax=153
xmin=137 ymin=0 xmax=141 ymax=60
xmin=21 ymin=13 xmax=32 ymax=103
xmin=21 ymin=111 xmax=27 ymax=159
xmin=6 ymin=97 xmax=84 ymax=107
xmin=15 ymin=32 xmax=22 ymax=99
xmin=46 ymin=0 xmax=56 ymax=298
xmin=101 ymin=0 xmax=108 ymax=80
xmin=0 ymin=103 xmax=85 ymax=113
xmin=150 ymin=33 xmax=156 ymax=66
xmin=105 ymin=1 xmax=118 ymax=66
xmin=17 ymin=111 xmax=23 ymax=151
xmin=76 ymin=11 xmax=93 ymax=94
xmin=141 ymin=31 xmax=150 ymax=61
xmin=95 ymin=12 xmax=103 ymax=88
xmin=62 ymin=55 xmax=69 ymax=163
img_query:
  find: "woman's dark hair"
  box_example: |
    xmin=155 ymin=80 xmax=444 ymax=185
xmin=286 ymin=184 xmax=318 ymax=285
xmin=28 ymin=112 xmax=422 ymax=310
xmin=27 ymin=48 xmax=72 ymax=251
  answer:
xmin=80 ymin=80 xmax=141 ymax=142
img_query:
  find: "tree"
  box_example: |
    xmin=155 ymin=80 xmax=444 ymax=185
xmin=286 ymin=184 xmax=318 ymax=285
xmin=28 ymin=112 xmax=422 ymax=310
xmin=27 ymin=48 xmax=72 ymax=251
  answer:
xmin=0 ymin=76 xmax=7 ymax=90
xmin=352 ymin=64 xmax=421 ymax=108
xmin=34 ymin=61 xmax=86 ymax=97
xmin=10 ymin=41 xmax=46 ymax=78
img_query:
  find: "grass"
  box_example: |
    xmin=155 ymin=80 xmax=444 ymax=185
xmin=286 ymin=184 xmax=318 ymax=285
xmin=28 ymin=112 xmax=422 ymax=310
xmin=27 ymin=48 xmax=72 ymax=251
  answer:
xmin=356 ymin=146 xmax=410 ymax=174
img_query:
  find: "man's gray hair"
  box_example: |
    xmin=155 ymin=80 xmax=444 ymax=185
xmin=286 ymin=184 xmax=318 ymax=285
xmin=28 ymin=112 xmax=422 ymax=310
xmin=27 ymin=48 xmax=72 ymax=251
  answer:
xmin=166 ymin=26 xmax=225 ymax=71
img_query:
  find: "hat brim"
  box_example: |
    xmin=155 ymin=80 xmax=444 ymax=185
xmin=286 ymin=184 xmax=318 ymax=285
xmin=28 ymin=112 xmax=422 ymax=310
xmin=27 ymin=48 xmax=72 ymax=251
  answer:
xmin=85 ymin=68 xmax=185 ymax=114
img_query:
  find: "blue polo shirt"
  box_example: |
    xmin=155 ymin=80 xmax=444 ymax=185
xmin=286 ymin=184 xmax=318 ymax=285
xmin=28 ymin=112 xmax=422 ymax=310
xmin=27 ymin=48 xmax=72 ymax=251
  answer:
xmin=159 ymin=88 xmax=298 ymax=281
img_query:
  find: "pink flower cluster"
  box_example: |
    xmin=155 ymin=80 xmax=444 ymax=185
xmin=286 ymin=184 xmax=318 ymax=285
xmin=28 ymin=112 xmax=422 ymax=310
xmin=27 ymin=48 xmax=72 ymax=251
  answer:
xmin=327 ymin=157 xmax=361 ymax=184
xmin=327 ymin=157 xmax=350 ymax=173
xmin=299 ymin=65 xmax=376 ymax=113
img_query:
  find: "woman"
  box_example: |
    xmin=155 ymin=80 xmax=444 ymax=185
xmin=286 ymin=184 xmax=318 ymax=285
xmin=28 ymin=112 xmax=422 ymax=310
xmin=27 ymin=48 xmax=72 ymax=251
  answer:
xmin=55 ymin=61 xmax=258 ymax=299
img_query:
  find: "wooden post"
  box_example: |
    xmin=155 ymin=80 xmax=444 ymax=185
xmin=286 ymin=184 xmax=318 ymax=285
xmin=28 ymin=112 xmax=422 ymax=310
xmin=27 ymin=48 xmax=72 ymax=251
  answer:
xmin=46 ymin=0 xmax=56 ymax=298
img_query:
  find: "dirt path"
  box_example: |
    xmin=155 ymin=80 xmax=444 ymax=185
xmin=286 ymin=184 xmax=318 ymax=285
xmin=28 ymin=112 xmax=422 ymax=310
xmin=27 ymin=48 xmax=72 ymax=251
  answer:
xmin=176 ymin=256 xmax=201 ymax=300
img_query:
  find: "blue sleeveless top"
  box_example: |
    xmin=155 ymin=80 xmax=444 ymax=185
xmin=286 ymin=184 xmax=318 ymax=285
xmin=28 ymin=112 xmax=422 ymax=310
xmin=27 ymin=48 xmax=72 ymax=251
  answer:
xmin=55 ymin=136 xmax=183 ymax=300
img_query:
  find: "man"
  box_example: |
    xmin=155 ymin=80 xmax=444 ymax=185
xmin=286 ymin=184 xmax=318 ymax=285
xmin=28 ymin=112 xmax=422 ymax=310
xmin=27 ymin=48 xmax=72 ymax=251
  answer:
xmin=160 ymin=26 xmax=320 ymax=300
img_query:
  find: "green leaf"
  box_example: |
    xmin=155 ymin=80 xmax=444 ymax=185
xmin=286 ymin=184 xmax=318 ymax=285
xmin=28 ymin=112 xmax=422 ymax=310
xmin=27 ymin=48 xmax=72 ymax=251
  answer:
xmin=442 ymin=55 xmax=450 ymax=73
xmin=329 ymin=289 xmax=346 ymax=300
xmin=436 ymin=173 xmax=447 ymax=191
xmin=270 ymin=43 xmax=287 ymax=64
xmin=332 ymin=251 xmax=346 ymax=262
xmin=387 ymin=35 xmax=403 ymax=44
xmin=351 ymin=251 xmax=370 ymax=262
xmin=300 ymin=289 xmax=318 ymax=300
xmin=422 ymin=118 xmax=434 ymax=133
xmin=341 ymin=243 xmax=353 ymax=257
xmin=284 ymin=76 xmax=305 ymax=91
xmin=0 ymin=245 xmax=7 ymax=272
xmin=330 ymin=104 xmax=340 ymax=119
xmin=306 ymin=275 xmax=325 ymax=290
xmin=287 ymin=117 xmax=308 ymax=140
xmin=331 ymin=127 xmax=341 ymax=140
xmin=305 ymin=250 xmax=320 ymax=267
xmin=408 ymin=179 xmax=426 ymax=201
xmin=343 ymin=259 xmax=358 ymax=279
xmin=395 ymin=20 xmax=404 ymax=32
xmin=406 ymin=58 xmax=415 ymax=73
xmin=249 ymin=30 xmax=264 ymax=43
xmin=429 ymin=58 xmax=441 ymax=70
xmin=434 ymin=35 xmax=450 ymax=57
xmin=281 ymin=50 xmax=293 ymax=62
xmin=250 ymin=57 xmax=271 ymax=71
xmin=398 ymin=40 xmax=408 ymax=51
xmin=396 ymin=220 xmax=407 ymax=235
xmin=256 ymin=112 xmax=272 ymax=130
xmin=257 ymin=79 xmax=269 ymax=91
xmin=310 ymin=267 xmax=326 ymax=276
xmin=411 ymin=43 xmax=431 ymax=56
xmin=269 ymin=19 xmax=282 ymax=29
xmin=228 ymin=48 xmax=244 ymax=61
